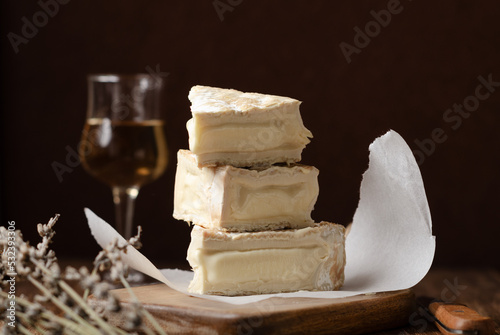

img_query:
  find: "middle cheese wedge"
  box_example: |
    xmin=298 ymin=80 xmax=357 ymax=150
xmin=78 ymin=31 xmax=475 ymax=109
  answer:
xmin=173 ymin=150 xmax=319 ymax=232
xmin=187 ymin=222 xmax=346 ymax=296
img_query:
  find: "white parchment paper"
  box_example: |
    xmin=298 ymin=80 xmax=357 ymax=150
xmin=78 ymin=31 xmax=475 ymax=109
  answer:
xmin=85 ymin=130 xmax=436 ymax=305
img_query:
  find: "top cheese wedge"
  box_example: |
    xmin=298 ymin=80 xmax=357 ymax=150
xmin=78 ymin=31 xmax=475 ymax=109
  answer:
xmin=187 ymin=85 xmax=313 ymax=167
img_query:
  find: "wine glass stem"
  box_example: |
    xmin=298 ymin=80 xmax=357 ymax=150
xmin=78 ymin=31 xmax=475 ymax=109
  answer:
xmin=112 ymin=186 xmax=139 ymax=239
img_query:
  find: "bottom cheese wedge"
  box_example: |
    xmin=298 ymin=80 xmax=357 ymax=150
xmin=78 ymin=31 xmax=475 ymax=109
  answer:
xmin=187 ymin=222 xmax=346 ymax=296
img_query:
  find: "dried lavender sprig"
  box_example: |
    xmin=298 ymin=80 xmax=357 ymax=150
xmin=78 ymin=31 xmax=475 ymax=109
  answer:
xmin=17 ymin=310 xmax=77 ymax=335
xmin=118 ymin=275 xmax=166 ymax=335
xmin=26 ymin=275 xmax=102 ymax=335
xmin=28 ymin=259 xmax=103 ymax=329
xmin=3 ymin=291 xmax=126 ymax=335
xmin=3 ymin=292 xmax=83 ymax=334
xmin=91 ymin=226 xmax=167 ymax=335
xmin=11 ymin=216 xmax=116 ymax=334
xmin=1 ymin=215 xmax=165 ymax=334
xmin=13 ymin=323 xmax=32 ymax=335
xmin=12 ymin=215 xmax=125 ymax=334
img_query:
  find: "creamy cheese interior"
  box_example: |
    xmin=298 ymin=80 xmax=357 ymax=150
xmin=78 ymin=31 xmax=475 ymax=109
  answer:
xmin=200 ymin=247 xmax=325 ymax=290
xmin=187 ymin=117 xmax=310 ymax=155
xmin=230 ymin=183 xmax=308 ymax=221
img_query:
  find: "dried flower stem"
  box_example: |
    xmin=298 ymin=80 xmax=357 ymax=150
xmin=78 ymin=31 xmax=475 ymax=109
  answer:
xmin=17 ymin=311 xmax=74 ymax=335
xmin=1 ymin=215 xmax=166 ymax=334
xmin=59 ymin=280 xmax=129 ymax=335
xmin=13 ymin=290 xmax=123 ymax=335
xmin=82 ymin=266 xmax=99 ymax=301
xmin=17 ymin=310 xmax=77 ymax=335
xmin=2 ymin=292 xmax=78 ymax=333
xmin=15 ymin=323 xmax=34 ymax=335
xmin=27 ymin=275 xmax=103 ymax=335
xmin=61 ymin=279 xmax=114 ymax=332
xmin=29 ymin=257 xmax=125 ymax=335
xmin=118 ymin=275 xmax=166 ymax=335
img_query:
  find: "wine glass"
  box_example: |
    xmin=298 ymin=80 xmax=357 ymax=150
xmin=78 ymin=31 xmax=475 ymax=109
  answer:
xmin=79 ymin=74 xmax=168 ymax=239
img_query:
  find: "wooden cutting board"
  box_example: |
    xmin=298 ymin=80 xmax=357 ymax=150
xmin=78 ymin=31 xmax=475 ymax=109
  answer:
xmin=90 ymin=284 xmax=415 ymax=334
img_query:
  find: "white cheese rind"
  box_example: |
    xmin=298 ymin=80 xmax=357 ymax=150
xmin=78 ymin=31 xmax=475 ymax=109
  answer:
xmin=187 ymin=222 xmax=346 ymax=296
xmin=173 ymin=150 xmax=319 ymax=231
xmin=187 ymin=85 xmax=313 ymax=167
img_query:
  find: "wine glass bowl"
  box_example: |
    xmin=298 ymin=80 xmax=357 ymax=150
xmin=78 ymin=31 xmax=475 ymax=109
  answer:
xmin=81 ymin=118 xmax=167 ymax=188
xmin=79 ymin=74 xmax=168 ymax=239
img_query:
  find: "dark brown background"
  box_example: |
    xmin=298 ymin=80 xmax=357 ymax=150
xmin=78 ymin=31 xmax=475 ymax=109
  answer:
xmin=1 ymin=1 xmax=499 ymax=269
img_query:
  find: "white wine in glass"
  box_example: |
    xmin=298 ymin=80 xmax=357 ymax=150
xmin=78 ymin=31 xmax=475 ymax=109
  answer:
xmin=79 ymin=74 xmax=168 ymax=239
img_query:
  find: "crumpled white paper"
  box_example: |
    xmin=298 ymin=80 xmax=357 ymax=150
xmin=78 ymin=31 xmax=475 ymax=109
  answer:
xmin=85 ymin=130 xmax=436 ymax=305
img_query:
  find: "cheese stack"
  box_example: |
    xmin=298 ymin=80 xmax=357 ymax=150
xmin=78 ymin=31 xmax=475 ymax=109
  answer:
xmin=173 ymin=86 xmax=346 ymax=296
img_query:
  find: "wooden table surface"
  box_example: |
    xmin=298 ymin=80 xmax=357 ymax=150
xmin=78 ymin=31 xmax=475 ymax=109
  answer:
xmin=128 ymin=267 xmax=500 ymax=334
xmin=13 ymin=265 xmax=500 ymax=334
xmin=375 ymin=268 xmax=500 ymax=334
